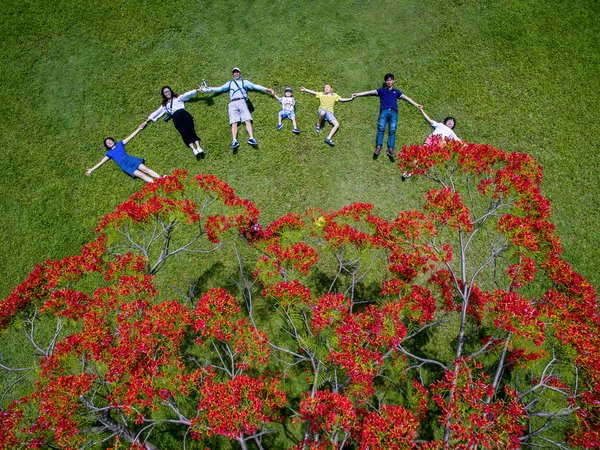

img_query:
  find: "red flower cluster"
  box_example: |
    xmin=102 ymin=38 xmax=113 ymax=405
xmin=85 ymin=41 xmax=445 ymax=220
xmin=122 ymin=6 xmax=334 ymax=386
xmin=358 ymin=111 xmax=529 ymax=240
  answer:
xmin=262 ymin=279 xmax=314 ymax=308
xmin=1 ymin=142 xmax=598 ymax=448
xmin=431 ymin=359 xmax=526 ymax=449
xmin=311 ymin=293 xmax=351 ymax=331
xmin=0 ymin=235 xmax=106 ymax=327
xmin=359 ymin=405 xmax=420 ymax=449
xmin=193 ymin=375 xmax=286 ymax=439
xmin=489 ymin=290 xmax=545 ymax=346
xmin=330 ymin=304 xmax=408 ymax=393
xmin=193 ymin=288 xmax=241 ymax=339
xmin=424 ymin=187 xmax=473 ymax=232
xmin=298 ymin=390 xmax=357 ymax=445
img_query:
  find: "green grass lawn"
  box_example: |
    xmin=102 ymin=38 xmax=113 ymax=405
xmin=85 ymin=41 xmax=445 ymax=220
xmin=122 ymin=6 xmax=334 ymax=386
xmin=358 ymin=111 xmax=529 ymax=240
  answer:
xmin=0 ymin=0 xmax=598 ymax=298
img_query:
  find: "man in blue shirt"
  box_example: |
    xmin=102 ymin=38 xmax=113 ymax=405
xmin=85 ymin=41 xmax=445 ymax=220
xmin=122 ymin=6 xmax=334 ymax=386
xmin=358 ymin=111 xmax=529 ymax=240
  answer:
xmin=352 ymin=73 xmax=422 ymax=162
xmin=202 ymin=68 xmax=274 ymax=150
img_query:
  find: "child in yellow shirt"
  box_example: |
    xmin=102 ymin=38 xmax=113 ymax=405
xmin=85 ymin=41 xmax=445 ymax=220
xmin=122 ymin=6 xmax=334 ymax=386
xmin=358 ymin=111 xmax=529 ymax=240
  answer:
xmin=300 ymin=84 xmax=353 ymax=146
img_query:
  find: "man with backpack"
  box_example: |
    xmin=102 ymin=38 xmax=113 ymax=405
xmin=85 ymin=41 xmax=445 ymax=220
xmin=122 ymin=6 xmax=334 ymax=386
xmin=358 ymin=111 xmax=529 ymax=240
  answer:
xmin=201 ymin=68 xmax=274 ymax=150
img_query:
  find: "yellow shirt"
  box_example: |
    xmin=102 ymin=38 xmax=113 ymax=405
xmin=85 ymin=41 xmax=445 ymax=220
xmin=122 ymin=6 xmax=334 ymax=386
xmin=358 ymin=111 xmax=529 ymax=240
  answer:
xmin=316 ymin=92 xmax=342 ymax=113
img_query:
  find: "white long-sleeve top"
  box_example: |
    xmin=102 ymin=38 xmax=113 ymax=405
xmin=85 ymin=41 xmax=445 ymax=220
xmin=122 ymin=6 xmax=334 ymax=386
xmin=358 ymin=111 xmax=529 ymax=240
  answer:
xmin=148 ymin=90 xmax=198 ymax=121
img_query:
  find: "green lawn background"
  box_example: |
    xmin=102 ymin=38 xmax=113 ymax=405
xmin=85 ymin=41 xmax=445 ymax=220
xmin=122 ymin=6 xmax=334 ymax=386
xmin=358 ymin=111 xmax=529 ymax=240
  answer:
xmin=0 ymin=0 xmax=598 ymax=298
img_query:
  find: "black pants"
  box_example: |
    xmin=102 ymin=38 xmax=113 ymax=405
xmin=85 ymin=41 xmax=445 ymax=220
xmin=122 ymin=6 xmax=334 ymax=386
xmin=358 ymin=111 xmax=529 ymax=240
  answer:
xmin=172 ymin=109 xmax=200 ymax=146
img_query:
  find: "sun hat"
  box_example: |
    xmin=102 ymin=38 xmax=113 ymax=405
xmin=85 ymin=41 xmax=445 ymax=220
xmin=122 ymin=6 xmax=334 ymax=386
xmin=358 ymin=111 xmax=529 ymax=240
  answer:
xmin=231 ymin=67 xmax=241 ymax=73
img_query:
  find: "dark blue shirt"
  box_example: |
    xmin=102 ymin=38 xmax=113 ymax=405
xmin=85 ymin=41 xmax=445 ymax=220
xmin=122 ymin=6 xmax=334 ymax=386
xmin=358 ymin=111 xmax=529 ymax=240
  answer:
xmin=376 ymin=87 xmax=403 ymax=111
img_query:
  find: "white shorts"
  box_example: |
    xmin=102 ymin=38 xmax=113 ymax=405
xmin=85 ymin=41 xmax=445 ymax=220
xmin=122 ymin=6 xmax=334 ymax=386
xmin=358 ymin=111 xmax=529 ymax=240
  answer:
xmin=228 ymin=99 xmax=252 ymax=124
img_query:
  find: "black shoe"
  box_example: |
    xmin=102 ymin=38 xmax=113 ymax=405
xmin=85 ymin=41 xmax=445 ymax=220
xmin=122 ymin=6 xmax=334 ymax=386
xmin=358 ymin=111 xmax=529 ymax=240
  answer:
xmin=387 ymin=150 xmax=395 ymax=162
xmin=373 ymin=147 xmax=381 ymax=160
xmin=195 ymin=150 xmax=205 ymax=160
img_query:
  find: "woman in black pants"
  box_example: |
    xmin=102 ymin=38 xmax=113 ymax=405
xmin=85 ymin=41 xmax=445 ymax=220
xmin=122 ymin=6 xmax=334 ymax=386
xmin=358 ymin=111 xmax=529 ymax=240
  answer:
xmin=147 ymin=86 xmax=205 ymax=159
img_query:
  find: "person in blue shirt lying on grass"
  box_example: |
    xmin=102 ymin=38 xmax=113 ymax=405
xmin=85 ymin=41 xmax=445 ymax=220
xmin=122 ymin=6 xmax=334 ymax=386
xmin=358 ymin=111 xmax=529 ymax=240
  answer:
xmin=85 ymin=122 xmax=161 ymax=183
xmin=352 ymin=73 xmax=422 ymax=162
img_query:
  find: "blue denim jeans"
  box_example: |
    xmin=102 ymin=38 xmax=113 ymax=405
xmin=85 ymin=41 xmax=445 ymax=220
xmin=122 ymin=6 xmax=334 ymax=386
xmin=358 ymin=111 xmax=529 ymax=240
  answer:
xmin=376 ymin=108 xmax=398 ymax=151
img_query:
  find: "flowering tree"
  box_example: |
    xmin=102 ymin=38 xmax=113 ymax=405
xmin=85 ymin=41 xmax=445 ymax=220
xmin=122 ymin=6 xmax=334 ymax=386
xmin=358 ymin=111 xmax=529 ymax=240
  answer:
xmin=0 ymin=140 xmax=597 ymax=449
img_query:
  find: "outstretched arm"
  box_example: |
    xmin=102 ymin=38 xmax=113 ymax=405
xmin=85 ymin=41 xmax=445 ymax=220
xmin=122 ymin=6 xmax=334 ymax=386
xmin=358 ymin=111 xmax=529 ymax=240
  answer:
xmin=339 ymin=96 xmax=354 ymax=102
xmin=178 ymin=89 xmax=200 ymax=101
xmin=242 ymin=80 xmax=274 ymax=95
xmin=418 ymin=105 xmax=435 ymax=126
xmin=300 ymin=87 xmax=317 ymax=95
xmin=401 ymin=94 xmax=422 ymax=109
xmin=147 ymin=105 xmax=165 ymax=123
xmin=122 ymin=122 xmax=147 ymax=145
xmin=200 ymin=82 xmax=230 ymax=94
xmin=351 ymin=90 xmax=377 ymax=98
xmin=85 ymin=156 xmax=110 ymax=177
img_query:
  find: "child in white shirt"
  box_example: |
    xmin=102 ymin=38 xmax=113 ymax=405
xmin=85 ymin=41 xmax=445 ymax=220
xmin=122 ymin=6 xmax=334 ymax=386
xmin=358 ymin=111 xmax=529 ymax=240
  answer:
xmin=273 ymin=87 xmax=300 ymax=134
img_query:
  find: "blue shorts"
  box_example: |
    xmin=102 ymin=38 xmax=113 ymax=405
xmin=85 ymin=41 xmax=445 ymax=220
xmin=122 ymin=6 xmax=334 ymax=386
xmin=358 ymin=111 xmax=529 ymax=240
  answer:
xmin=279 ymin=110 xmax=295 ymax=120
xmin=318 ymin=108 xmax=337 ymax=124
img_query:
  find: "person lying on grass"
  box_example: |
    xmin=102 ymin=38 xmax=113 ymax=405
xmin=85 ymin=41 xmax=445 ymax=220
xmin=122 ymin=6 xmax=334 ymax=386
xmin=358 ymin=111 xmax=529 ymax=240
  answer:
xmin=300 ymin=84 xmax=353 ymax=147
xmin=200 ymin=67 xmax=274 ymax=151
xmin=352 ymin=73 xmax=422 ymax=162
xmin=85 ymin=122 xmax=161 ymax=183
xmin=271 ymin=87 xmax=300 ymax=134
xmin=403 ymin=106 xmax=461 ymax=180
xmin=418 ymin=105 xmax=460 ymax=145
xmin=147 ymin=85 xmax=205 ymax=160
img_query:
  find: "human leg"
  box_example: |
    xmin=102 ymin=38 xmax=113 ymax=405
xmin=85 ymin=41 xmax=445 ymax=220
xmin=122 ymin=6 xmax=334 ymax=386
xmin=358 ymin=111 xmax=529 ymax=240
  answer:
xmin=189 ymin=142 xmax=204 ymax=159
xmin=327 ymin=119 xmax=339 ymax=140
xmin=291 ymin=115 xmax=300 ymax=133
xmin=245 ymin=120 xmax=255 ymax=139
xmin=133 ymin=169 xmax=154 ymax=183
xmin=375 ymin=110 xmax=388 ymax=149
xmin=386 ymin=110 xmax=398 ymax=151
xmin=173 ymin=110 xmax=200 ymax=150
xmin=315 ymin=109 xmax=325 ymax=131
xmin=138 ymin=164 xmax=161 ymax=179
xmin=228 ymin=102 xmax=245 ymax=146
xmin=245 ymin=121 xmax=258 ymax=146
